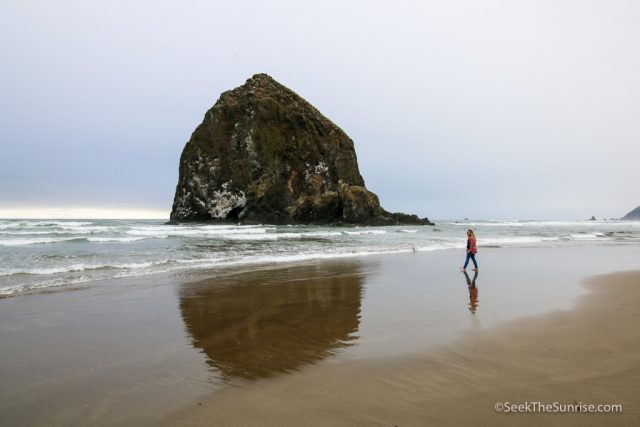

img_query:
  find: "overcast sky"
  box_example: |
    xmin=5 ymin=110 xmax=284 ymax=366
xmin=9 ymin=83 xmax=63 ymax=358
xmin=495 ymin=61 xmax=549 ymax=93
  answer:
xmin=1 ymin=0 xmax=638 ymax=219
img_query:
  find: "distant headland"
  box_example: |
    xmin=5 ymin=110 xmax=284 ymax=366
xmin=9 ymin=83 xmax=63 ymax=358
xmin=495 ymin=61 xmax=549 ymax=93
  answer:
xmin=622 ymin=206 xmax=640 ymax=220
xmin=169 ymin=74 xmax=432 ymax=225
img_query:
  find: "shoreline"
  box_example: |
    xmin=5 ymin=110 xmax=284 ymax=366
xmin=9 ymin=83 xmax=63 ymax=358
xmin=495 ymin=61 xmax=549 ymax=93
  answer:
xmin=0 ymin=240 xmax=461 ymax=299
xmin=3 ymin=217 xmax=639 ymax=299
xmin=167 ymin=269 xmax=640 ymax=426
xmin=1 ymin=245 xmax=639 ymax=426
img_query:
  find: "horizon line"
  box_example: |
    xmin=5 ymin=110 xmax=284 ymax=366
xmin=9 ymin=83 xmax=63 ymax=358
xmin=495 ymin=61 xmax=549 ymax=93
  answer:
xmin=0 ymin=208 xmax=170 ymax=220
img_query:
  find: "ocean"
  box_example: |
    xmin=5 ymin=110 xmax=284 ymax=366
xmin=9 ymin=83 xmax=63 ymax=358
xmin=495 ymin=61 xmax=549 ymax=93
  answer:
xmin=1 ymin=218 xmax=639 ymax=297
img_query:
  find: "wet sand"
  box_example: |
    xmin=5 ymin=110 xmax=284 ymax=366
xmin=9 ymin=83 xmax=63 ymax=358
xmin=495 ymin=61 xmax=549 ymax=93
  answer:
xmin=1 ymin=246 xmax=639 ymax=426
xmin=168 ymin=269 xmax=640 ymax=426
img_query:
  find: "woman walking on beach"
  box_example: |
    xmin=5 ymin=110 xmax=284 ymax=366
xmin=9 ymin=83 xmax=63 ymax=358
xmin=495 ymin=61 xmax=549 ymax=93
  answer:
xmin=461 ymin=229 xmax=478 ymax=272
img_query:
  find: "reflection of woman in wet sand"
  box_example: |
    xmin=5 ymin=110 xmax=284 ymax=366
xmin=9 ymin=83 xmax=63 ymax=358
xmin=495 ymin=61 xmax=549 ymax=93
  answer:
xmin=463 ymin=271 xmax=479 ymax=314
xmin=461 ymin=229 xmax=478 ymax=272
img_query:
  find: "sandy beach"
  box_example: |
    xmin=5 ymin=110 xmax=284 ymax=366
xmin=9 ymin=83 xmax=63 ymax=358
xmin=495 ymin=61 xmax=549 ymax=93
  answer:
xmin=4 ymin=1 xmax=639 ymax=426
xmin=168 ymin=270 xmax=640 ymax=427
xmin=1 ymin=245 xmax=639 ymax=426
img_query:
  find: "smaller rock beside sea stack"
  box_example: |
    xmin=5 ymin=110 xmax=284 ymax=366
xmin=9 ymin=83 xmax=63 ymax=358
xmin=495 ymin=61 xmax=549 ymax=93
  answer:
xmin=622 ymin=206 xmax=640 ymax=220
xmin=170 ymin=73 xmax=432 ymax=226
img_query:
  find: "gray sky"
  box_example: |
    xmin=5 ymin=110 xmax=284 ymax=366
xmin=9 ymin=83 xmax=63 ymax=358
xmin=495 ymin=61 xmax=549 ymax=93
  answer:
xmin=1 ymin=0 xmax=638 ymax=219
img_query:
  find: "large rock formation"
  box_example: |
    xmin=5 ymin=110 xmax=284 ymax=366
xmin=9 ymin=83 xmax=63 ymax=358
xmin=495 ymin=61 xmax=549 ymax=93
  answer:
xmin=170 ymin=73 xmax=432 ymax=225
xmin=622 ymin=206 xmax=640 ymax=220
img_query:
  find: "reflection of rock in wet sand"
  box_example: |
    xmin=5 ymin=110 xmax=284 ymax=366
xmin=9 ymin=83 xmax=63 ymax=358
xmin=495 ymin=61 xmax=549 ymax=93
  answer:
xmin=179 ymin=263 xmax=364 ymax=381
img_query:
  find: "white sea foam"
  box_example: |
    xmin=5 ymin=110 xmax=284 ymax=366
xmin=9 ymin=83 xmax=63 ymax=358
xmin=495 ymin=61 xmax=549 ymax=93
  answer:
xmin=415 ymin=243 xmax=464 ymax=251
xmin=8 ymin=221 xmax=95 ymax=227
xmin=568 ymin=233 xmax=612 ymax=241
xmin=1 ymin=260 xmax=171 ymax=277
xmin=86 ymin=237 xmax=148 ymax=243
xmin=0 ymin=236 xmax=150 ymax=245
xmin=58 ymin=225 xmax=122 ymax=233
xmin=0 ymin=245 xmax=425 ymax=295
xmin=0 ymin=237 xmax=78 ymax=246
xmin=2 ymin=218 xmax=639 ymax=297
xmin=220 ymin=233 xmax=281 ymax=241
xmin=0 ymin=230 xmax=71 ymax=235
xmin=343 ymin=230 xmax=387 ymax=235
xmin=194 ymin=247 xmax=416 ymax=269
xmin=127 ymin=226 xmax=271 ymax=237
xmin=452 ymin=220 xmax=632 ymax=228
xmin=222 ymin=231 xmax=345 ymax=241
xmin=480 ymin=236 xmax=560 ymax=246
xmin=304 ymin=231 xmax=343 ymax=237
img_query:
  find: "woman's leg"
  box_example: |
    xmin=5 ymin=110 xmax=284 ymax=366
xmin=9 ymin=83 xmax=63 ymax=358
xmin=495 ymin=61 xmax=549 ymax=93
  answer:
xmin=463 ymin=253 xmax=471 ymax=269
xmin=471 ymin=254 xmax=478 ymax=269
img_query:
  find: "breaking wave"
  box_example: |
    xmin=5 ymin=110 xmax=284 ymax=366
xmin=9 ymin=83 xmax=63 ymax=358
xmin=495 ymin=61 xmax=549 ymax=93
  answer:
xmin=1 ymin=218 xmax=639 ymax=296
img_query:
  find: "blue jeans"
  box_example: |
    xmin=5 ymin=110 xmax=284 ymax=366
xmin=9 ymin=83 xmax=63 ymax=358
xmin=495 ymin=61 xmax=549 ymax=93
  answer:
xmin=464 ymin=252 xmax=478 ymax=269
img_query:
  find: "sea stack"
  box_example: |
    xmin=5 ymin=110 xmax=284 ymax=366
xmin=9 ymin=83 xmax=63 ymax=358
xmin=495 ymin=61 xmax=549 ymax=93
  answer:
xmin=622 ymin=206 xmax=640 ymax=220
xmin=170 ymin=74 xmax=432 ymax=225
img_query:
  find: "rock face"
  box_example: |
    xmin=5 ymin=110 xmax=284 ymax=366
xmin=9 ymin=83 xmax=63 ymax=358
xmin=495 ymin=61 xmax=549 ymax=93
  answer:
xmin=170 ymin=74 xmax=432 ymax=225
xmin=622 ymin=206 xmax=640 ymax=220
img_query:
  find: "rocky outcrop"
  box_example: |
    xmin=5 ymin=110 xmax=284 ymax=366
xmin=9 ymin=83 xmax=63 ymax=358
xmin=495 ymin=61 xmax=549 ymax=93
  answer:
xmin=622 ymin=206 xmax=640 ymax=220
xmin=170 ymin=73 xmax=432 ymax=225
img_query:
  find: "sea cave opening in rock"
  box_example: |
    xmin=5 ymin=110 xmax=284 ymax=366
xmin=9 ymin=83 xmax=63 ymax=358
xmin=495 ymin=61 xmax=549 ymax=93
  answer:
xmin=226 ymin=206 xmax=243 ymax=220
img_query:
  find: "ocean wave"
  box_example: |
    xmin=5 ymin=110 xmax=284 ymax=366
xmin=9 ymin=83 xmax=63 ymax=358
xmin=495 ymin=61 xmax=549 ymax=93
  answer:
xmin=0 ymin=228 xmax=123 ymax=236
xmin=0 ymin=260 xmax=171 ymax=277
xmin=568 ymin=233 xmax=612 ymax=241
xmin=177 ymin=247 xmax=422 ymax=271
xmin=0 ymin=220 xmax=95 ymax=228
xmin=0 ymin=230 xmax=73 ymax=235
xmin=127 ymin=226 xmax=272 ymax=237
xmin=480 ymin=236 xmax=560 ymax=246
xmin=0 ymin=235 xmax=158 ymax=246
xmin=1 ymin=280 xmax=76 ymax=296
xmin=86 ymin=237 xmax=149 ymax=243
xmin=304 ymin=231 xmax=344 ymax=237
xmin=221 ymin=231 xmax=344 ymax=241
xmin=343 ymin=230 xmax=387 ymax=235
xmin=0 ymin=246 xmax=420 ymax=296
xmin=0 ymin=237 xmax=80 ymax=246
xmin=211 ymin=233 xmax=280 ymax=241
xmin=415 ymin=243 xmax=464 ymax=251
xmin=3 ymin=218 xmax=640 ymax=298
xmin=476 ymin=221 xmax=632 ymax=231
xmin=56 ymin=225 xmax=124 ymax=233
